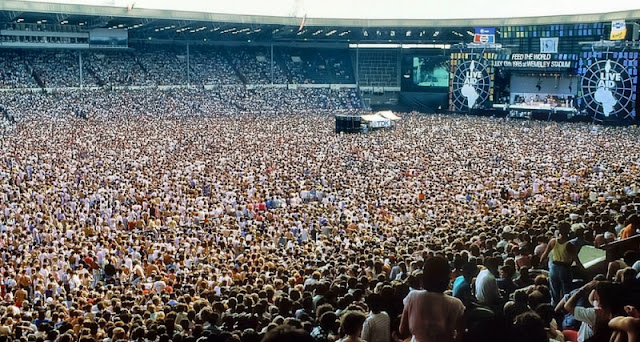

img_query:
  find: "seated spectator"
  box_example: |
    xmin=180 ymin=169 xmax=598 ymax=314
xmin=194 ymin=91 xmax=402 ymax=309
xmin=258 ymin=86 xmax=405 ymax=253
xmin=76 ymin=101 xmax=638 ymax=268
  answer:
xmin=621 ymin=215 xmax=640 ymax=240
xmin=609 ymin=305 xmax=640 ymax=342
xmin=536 ymin=303 xmax=565 ymax=342
xmin=453 ymin=261 xmax=478 ymax=308
xmin=564 ymin=280 xmax=624 ymax=342
xmin=515 ymin=267 xmax=535 ymax=288
xmin=497 ymin=265 xmax=518 ymax=298
xmin=570 ymin=228 xmax=589 ymax=254
xmin=504 ymin=289 xmax=531 ymax=324
xmin=475 ymin=257 xmax=501 ymax=309
xmin=511 ymin=311 xmax=551 ymax=342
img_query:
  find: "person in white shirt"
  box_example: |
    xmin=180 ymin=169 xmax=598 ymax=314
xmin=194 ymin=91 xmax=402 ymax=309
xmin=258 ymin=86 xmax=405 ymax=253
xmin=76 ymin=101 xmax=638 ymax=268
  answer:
xmin=152 ymin=275 xmax=166 ymax=293
xmin=361 ymin=293 xmax=390 ymax=342
xmin=565 ymin=279 xmax=622 ymax=342
xmin=475 ymin=257 xmax=501 ymax=309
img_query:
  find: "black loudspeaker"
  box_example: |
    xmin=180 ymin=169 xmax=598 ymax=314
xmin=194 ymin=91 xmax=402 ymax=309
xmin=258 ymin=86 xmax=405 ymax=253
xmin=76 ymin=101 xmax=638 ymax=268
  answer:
xmin=335 ymin=115 xmax=362 ymax=133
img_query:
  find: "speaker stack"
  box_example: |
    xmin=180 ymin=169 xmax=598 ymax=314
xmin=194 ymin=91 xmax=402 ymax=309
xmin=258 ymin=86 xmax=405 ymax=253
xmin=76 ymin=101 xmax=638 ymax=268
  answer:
xmin=335 ymin=115 xmax=362 ymax=133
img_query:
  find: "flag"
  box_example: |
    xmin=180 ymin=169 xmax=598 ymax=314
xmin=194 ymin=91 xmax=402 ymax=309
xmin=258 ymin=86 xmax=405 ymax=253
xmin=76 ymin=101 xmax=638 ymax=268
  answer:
xmin=298 ymin=14 xmax=307 ymax=32
xmin=610 ymin=20 xmax=626 ymax=40
xmin=540 ymin=37 xmax=558 ymax=53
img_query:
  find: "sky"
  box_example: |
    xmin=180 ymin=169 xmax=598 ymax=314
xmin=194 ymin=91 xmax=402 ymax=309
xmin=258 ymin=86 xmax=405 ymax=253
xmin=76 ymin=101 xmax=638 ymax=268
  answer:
xmin=21 ymin=0 xmax=640 ymax=20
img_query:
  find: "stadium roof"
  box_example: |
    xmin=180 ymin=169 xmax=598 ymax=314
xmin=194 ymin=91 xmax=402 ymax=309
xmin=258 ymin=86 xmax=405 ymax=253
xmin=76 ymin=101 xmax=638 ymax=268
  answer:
xmin=1 ymin=0 xmax=640 ymax=44
xmin=5 ymin=0 xmax=640 ymax=25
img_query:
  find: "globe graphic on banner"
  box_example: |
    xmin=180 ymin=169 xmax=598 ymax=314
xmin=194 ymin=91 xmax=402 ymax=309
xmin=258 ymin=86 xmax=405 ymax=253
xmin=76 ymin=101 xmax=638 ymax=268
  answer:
xmin=581 ymin=59 xmax=634 ymax=120
xmin=452 ymin=58 xmax=491 ymax=111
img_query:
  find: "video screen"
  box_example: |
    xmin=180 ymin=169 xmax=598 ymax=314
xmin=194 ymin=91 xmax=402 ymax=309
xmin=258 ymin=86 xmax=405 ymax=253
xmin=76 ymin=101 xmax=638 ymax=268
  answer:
xmin=401 ymin=55 xmax=449 ymax=92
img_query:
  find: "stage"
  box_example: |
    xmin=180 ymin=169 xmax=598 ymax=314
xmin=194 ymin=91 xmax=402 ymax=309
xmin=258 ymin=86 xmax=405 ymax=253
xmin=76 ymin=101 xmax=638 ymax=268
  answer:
xmin=492 ymin=103 xmax=578 ymax=113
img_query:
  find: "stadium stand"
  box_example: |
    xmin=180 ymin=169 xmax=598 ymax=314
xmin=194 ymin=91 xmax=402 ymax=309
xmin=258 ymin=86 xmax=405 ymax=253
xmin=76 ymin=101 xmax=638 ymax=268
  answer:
xmin=0 ymin=51 xmax=36 ymax=88
xmin=83 ymin=50 xmax=142 ymax=86
xmin=227 ymin=47 xmax=289 ymax=84
xmin=135 ymin=46 xmax=188 ymax=86
xmin=31 ymin=51 xmax=80 ymax=88
xmin=188 ymin=48 xmax=241 ymax=85
xmin=280 ymin=48 xmax=333 ymax=84
xmin=0 ymin=47 xmax=358 ymax=87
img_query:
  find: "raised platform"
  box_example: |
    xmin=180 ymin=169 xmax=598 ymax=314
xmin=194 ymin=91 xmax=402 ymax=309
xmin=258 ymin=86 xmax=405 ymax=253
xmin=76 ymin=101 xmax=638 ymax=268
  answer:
xmin=493 ymin=103 xmax=578 ymax=113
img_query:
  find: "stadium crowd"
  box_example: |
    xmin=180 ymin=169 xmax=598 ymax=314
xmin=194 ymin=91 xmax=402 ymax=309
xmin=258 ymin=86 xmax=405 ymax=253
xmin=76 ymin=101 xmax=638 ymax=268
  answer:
xmin=189 ymin=50 xmax=240 ymax=86
xmin=31 ymin=52 xmax=81 ymax=89
xmin=0 ymin=47 xmax=357 ymax=88
xmin=226 ymin=48 xmax=287 ymax=84
xmin=0 ymin=86 xmax=639 ymax=342
xmin=0 ymin=52 xmax=36 ymax=89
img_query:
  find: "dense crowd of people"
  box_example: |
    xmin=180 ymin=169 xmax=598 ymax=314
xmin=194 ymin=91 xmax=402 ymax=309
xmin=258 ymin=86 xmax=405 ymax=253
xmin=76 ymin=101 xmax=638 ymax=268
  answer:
xmin=0 ymin=52 xmax=36 ymax=89
xmin=31 ymin=52 xmax=81 ymax=89
xmin=0 ymin=85 xmax=639 ymax=342
xmin=227 ymin=48 xmax=288 ymax=84
xmin=135 ymin=48 xmax=188 ymax=86
xmin=0 ymin=47 xmax=355 ymax=88
xmin=83 ymin=52 xmax=146 ymax=87
xmin=189 ymin=50 xmax=240 ymax=86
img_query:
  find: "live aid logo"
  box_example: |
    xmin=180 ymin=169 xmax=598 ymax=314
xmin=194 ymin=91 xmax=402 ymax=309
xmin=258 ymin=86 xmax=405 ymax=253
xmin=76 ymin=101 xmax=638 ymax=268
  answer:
xmin=597 ymin=60 xmax=621 ymax=89
xmin=598 ymin=72 xmax=621 ymax=88
xmin=464 ymin=71 xmax=483 ymax=85
xmin=462 ymin=60 xmax=482 ymax=86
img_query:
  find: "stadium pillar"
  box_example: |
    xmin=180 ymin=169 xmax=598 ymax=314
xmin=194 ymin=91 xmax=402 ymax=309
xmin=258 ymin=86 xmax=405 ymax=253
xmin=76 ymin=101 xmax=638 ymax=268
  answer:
xmin=186 ymin=42 xmax=190 ymax=86
xmin=79 ymin=51 xmax=83 ymax=90
xmin=355 ymin=45 xmax=360 ymax=90
xmin=270 ymin=44 xmax=274 ymax=84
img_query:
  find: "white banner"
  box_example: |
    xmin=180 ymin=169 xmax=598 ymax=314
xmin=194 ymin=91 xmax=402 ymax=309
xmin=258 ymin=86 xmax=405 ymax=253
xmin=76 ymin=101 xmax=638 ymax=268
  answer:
xmin=540 ymin=37 xmax=558 ymax=53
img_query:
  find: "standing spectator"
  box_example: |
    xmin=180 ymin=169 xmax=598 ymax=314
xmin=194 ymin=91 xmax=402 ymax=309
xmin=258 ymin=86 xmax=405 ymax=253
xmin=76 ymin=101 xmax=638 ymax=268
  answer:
xmin=362 ymin=293 xmax=390 ymax=342
xmin=311 ymin=311 xmax=338 ymax=342
xmin=541 ymin=222 xmax=585 ymax=305
xmin=400 ymin=256 xmax=465 ymax=342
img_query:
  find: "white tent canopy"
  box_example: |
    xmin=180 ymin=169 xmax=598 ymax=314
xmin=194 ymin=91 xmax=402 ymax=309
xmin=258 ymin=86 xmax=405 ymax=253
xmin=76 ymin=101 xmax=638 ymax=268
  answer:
xmin=360 ymin=113 xmax=391 ymax=128
xmin=360 ymin=113 xmax=387 ymax=122
xmin=376 ymin=110 xmax=401 ymax=121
